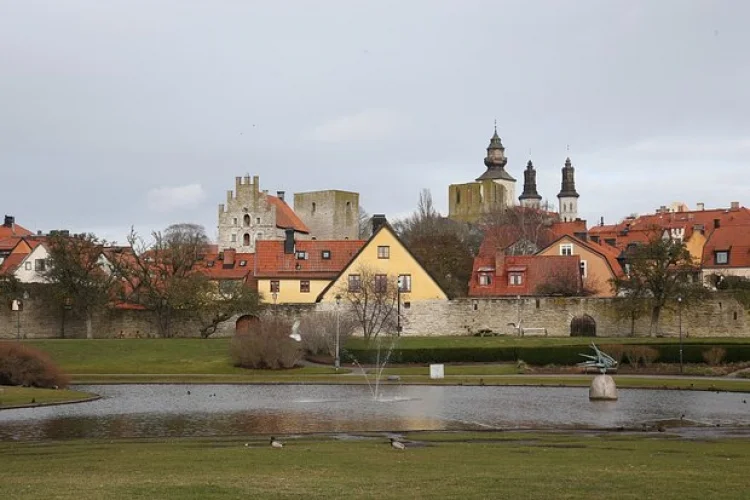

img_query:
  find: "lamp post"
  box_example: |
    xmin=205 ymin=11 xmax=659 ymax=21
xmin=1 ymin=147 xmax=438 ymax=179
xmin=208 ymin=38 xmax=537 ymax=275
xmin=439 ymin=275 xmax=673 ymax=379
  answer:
xmin=335 ymin=294 xmax=341 ymax=370
xmin=677 ymin=296 xmax=683 ymax=374
xmin=61 ymin=296 xmax=73 ymax=339
xmin=396 ymin=276 xmax=402 ymax=336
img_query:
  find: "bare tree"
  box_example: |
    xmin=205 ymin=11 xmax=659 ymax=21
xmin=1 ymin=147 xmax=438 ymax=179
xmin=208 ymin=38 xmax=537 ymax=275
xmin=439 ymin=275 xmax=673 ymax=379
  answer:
xmin=393 ymin=189 xmax=479 ymax=297
xmin=109 ymin=224 xmax=210 ymax=337
xmin=479 ymin=202 xmax=559 ymax=255
xmin=358 ymin=205 xmax=372 ymax=239
xmin=611 ymin=230 xmax=706 ymax=336
xmin=43 ymin=232 xmax=119 ymax=338
xmin=337 ymin=264 xmax=400 ymax=341
xmin=534 ymin=264 xmax=584 ymax=297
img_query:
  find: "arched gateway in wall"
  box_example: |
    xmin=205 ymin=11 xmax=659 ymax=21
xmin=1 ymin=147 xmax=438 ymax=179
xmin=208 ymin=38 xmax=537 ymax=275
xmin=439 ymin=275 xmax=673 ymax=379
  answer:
xmin=570 ymin=314 xmax=596 ymax=337
xmin=235 ymin=315 xmax=259 ymax=335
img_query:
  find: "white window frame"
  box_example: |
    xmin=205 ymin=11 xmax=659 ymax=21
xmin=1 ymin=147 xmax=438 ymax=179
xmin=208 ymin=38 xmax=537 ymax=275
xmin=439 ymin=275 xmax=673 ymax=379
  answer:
xmin=509 ymin=273 xmax=523 ymax=286
xmin=715 ymin=251 xmax=729 ymax=265
xmin=478 ymin=273 xmax=492 ymax=286
xmin=560 ymin=243 xmax=573 ymax=256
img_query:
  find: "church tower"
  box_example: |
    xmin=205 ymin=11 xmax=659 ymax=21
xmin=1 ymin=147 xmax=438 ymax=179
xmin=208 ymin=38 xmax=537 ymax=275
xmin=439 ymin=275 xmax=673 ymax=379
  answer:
xmin=518 ymin=160 xmax=542 ymax=209
xmin=557 ymin=157 xmax=580 ymax=222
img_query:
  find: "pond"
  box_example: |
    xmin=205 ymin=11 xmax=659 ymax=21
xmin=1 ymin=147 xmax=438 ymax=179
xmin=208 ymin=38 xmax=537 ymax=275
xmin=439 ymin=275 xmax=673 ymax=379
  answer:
xmin=1 ymin=384 xmax=748 ymax=441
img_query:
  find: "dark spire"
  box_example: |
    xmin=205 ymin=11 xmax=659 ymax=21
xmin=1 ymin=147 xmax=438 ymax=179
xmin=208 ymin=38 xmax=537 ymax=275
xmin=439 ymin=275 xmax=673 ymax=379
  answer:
xmin=476 ymin=125 xmax=515 ymax=182
xmin=519 ymin=160 xmax=542 ymax=202
xmin=557 ymin=157 xmax=579 ymax=198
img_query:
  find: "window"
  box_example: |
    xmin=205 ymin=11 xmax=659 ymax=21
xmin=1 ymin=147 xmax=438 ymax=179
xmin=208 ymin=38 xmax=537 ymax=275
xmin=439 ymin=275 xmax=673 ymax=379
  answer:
xmin=560 ymin=243 xmax=573 ymax=256
xmin=456 ymin=191 xmax=461 ymax=204
xmin=348 ymin=274 xmax=361 ymax=292
xmin=403 ymin=301 xmax=411 ymax=309
xmin=300 ymin=280 xmax=310 ymax=293
xmin=580 ymin=260 xmax=588 ymax=278
xmin=715 ymin=251 xmax=729 ymax=265
xmin=231 ymin=234 xmax=237 ymax=242
xmin=604 ymin=238 xmax=616 ymax=246
xmin=256 ymin=217 xmax=260 ymax=224
xmin=398 ymin=274 xmax=412 ymax=293
xmin=243 ymin=214 xmax=250 ymax=226
xmin=321 ymin=250 xmax=331 ymax=260
xmin=509 ymin=272 xmax=523 ymax=286
xmin=377 ymin=246 xmax=390 ymax=259
xmin=239 ymin=260 xmax=247 ymax=267
xmin=374 ymin=274 xmax=388 ymax=292
xmin=243 ymin=233 xmax=250 ymax=246
xmin=296 ymin=251 xmax=307 ymax=260
xmin=478 ymin=273 xmax=492 ymax=286
xmin=35 ymin=259 xmax=46 ymax=272
xmin=25 ymin=261 xmax=32 ymax=271
xmin=312 ymin=202 xmax=316 ymax=214
xmin=270 ymin=281 xmax=280 ymax=293
xmin=233 ymin=217 xmax=238 ymax=225
xmin=207 ymin=261 xmax=215 ymax=267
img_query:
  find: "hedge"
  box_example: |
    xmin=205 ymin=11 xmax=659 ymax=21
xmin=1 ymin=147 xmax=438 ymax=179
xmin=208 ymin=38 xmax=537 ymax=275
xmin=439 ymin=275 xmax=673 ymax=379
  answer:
xmin=341 ymin=343 xmax=750 ymax=366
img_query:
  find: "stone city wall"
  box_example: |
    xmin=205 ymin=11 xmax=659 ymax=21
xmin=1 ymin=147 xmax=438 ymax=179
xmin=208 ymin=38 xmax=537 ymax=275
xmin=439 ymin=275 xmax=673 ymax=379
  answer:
xmin=1 ymin=296 xmax=746 ymax=339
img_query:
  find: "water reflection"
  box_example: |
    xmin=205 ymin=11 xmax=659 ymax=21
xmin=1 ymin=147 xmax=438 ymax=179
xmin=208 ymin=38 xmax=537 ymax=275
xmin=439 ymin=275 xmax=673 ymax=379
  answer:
xmin=0 ymin=384 xmax=747 ymax=441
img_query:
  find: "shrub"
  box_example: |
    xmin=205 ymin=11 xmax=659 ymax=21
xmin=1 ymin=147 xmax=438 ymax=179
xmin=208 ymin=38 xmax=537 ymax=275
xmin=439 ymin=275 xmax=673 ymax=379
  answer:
xmin=600 ymin=344 xmax=625 ymax=365
xmin=298 ymin=311 xmax=358 ymax=357
xmin=230 ymin=316 xmax=302 ymax=369
xmin=702 ymin=347 xmax=727 ymax=366
xmin=0 ymin=342 xmax=69 ymax=388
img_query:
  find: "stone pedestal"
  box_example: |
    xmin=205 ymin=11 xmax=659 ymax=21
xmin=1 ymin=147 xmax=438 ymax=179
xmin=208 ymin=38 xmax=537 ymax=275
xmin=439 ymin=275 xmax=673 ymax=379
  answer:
xmin=589 ymin=374 xmax=618 ymax=401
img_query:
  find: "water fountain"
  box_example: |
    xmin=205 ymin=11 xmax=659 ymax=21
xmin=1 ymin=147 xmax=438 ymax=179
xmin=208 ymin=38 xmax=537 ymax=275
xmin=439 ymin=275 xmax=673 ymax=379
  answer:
xmin=346 ymin=334 xmax=399 ymax=401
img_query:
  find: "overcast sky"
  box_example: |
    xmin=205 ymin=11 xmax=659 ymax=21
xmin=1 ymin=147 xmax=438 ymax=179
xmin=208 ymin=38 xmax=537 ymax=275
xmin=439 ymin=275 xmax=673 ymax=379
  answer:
xmin=2 ymin=0 xmax=748 ymax=243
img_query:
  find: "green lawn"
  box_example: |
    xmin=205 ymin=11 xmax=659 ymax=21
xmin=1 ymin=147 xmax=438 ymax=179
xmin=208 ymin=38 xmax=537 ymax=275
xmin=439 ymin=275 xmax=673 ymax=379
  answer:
xmin=0 ymin=386 xmax=95 ymax=409
xmin=0 ymin=432 xmax=748 ymax=499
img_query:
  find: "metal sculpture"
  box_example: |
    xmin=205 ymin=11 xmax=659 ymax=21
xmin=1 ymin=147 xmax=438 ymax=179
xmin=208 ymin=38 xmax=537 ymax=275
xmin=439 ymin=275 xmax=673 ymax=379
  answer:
xmin=578 ymin=342 xmax=618 ymax=374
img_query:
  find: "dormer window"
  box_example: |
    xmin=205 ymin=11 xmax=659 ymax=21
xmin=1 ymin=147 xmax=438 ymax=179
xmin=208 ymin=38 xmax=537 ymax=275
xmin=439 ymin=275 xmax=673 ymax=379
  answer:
xmin=322 ymin=250 xmax=331 ymax=260
xmin=715 ymin=251 xmax=729 ymax=265
xmin=478 ymin=273 xmax=492 ymax=286
xmin=296 ymin=251 xmax=308 ymax=260
xmin=509 ymin=272 xmax=523 ymax=286
xmin=239 ymin=260 xmax=247 ymax=267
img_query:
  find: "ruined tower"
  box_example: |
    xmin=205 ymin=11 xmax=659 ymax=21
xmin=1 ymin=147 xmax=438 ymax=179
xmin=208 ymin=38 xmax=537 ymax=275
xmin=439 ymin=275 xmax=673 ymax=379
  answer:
xmin=293 ymin=190 xmax=359 ymax=240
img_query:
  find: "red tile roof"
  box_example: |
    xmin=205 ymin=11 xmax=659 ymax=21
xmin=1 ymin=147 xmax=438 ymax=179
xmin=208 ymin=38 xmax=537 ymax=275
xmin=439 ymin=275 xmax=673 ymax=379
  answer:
xmin=701 ymin=223 xmax=750 ymax=269
xmin=0 ymin=253 xmax=26 ymax=275
xmin=469 ymin=254 xmax=582 ymax=297
xmin=589 ymin=206 xmax=750 ymax=251
xmin=200 ymin=251 xmax=256 ymax=281
xmin=266 ymin=195 xmax=310 ymax=233
xmin=0 ymin=222 xmax=33 ymax=239
xmin=255 ymin=239 xmax=365 ymax=279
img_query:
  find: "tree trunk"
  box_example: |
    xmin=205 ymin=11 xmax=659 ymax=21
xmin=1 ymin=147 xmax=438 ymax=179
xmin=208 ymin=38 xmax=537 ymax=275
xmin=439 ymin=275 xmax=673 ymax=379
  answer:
xmin=649 ymin=305 xmax=662 ymax=337
xmin=86 ymin=313 xmax=93 ymax=339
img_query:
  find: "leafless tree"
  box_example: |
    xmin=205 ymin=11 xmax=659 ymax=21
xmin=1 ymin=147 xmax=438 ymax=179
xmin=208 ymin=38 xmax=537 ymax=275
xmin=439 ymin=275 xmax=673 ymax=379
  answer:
xmin=479 ymin=202 xmax=559 ymax=255
xmin=337 ymin=264 xmax=400 ymax=341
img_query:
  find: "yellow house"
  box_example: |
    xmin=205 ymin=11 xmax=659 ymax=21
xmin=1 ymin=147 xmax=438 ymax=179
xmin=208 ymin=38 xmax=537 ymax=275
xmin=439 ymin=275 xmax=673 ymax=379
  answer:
xmin=537 ymin=235 xmax=625 ymax=297
xmin=317 ymin=217 xmax=449 ymax=303
xmin=254 ymin=235 xmax=366 ymax=304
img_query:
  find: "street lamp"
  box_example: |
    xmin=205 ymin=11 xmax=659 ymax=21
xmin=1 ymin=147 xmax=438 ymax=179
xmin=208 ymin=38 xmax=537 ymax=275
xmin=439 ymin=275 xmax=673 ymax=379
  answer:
xmin=61 ymin=296 xmax=73 ymax=339
xmin=396 ymin=276 xmax=403 ymax=336
xmin=677 ymin=296 xmax=683 ymax=374
xmin=334 ymin=294 xmax=341 ymax=370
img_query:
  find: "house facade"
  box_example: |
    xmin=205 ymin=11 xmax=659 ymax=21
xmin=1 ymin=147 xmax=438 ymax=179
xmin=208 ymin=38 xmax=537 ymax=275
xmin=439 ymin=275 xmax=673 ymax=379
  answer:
xmin=317 ymin=216 xmax=449 ymax=303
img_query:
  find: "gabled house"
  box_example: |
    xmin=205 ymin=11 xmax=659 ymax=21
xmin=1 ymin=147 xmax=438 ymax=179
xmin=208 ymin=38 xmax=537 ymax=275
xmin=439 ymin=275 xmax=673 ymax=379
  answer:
xmin=701 ymin=222 xmax=750 ymax=284
xmin=9 ymin=239 xmax=50 ymax=283
xmin=255 ymin=230 xmax=365 ymax=304
xmin=316 ymin=216 xmax=449 ymax=303
xmin=470 ymin=249 xmax=582 ymax=297
xmin=536 ymin=235 xmax=625 ymax=297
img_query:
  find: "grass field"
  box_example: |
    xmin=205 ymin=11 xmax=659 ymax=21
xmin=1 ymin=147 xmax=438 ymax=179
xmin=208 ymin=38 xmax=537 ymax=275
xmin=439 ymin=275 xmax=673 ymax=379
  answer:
xmin=0 ymin=386 xmax=95 ymax=409
xmin=0 ymin=432 xmax=748 ymax=499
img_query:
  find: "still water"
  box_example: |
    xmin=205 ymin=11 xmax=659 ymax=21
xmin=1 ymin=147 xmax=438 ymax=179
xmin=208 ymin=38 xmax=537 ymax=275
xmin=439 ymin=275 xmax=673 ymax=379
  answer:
xmin=1 ymin=384 xmax=748 ymax=441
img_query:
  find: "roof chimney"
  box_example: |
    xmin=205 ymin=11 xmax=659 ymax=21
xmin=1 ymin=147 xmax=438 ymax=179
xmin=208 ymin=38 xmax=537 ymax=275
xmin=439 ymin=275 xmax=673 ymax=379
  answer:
xmin=277 ymin=191 xmax=285 ymax=202
xmin=730 ymin=201 xmax=740 ymax=211
xmin=599 ymin=216 xmax=604 ymax=227
xmin=3 ymin=215 xmax=14 ymax=227
xmin=284 ymin=228 xmax=295 ymax=254
xmin=371 ymin=214 xmax=387 ymax=234
xmin=223 ymin=248 xmax=236 ymax=266
xmin=696 ymin=202 xmax=705 ymax=211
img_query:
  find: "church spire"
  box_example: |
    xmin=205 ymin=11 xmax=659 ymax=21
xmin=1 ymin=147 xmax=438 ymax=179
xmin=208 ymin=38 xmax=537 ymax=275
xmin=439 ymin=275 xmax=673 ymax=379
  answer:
xmin=557 ymin=157 xmax=580 ymax=222
xmin=476 ymin=125 xmax=514 ymax=182
xmin=519 ymin=160 xmax=542 ymax=208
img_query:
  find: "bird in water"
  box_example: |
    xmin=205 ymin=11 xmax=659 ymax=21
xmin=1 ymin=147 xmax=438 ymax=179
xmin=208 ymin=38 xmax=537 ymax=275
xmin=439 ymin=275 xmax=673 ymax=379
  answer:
xmin=270 ymin=437 xmax=283 ymax=449
xmin=390 ymin=438 xmax=405 ymax=450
